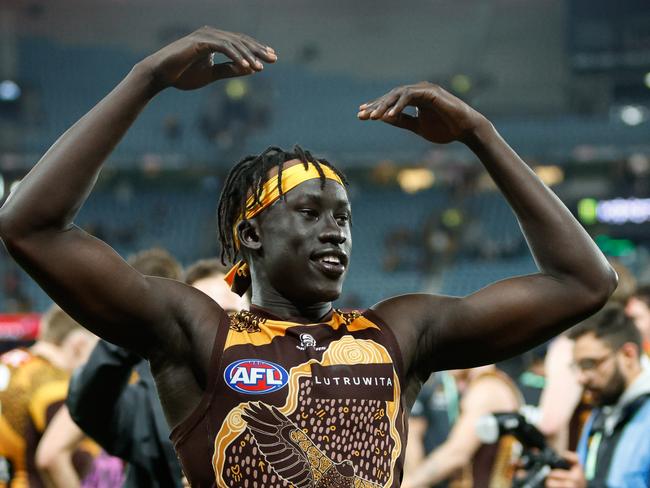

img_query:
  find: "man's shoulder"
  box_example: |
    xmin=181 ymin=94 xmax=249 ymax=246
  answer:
xmin=627 ymin=395 xmax=650 ymax=424
xmin=370 ymin=293 xmax=453 ymax=320
xmin=464 ymin=370 xmax=521 ymax=411
xmin=601 ymin=397 xmax=650 ymax=485
xmin=368 ymin=293 xmax=454 ymax=343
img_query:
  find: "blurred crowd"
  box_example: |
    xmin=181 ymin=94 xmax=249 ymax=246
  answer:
xmin=402 ymin=260 xmax=650 ymax=488
xmin=0 ymin=248 xmax=247 ymax=488
xmin=1 ymin=251 xmax=650 ymax=487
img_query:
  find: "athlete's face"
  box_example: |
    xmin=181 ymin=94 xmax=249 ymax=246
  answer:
xmin=573 ymin=333 xmax=626 ymax=406
xmin=255 ymin=177 xmax=352 ymax=305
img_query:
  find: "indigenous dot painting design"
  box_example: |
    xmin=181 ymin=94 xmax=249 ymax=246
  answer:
xmin=212 ymin=336 xmax=402 ymax=487
xmin=335 ymin=310 xmax=362 ymax=327
xmin=229 ymin=311 xmax=266 ymax=333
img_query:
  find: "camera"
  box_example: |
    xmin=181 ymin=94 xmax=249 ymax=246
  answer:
xmin=476 ymin=412 xmax=570 ymax=488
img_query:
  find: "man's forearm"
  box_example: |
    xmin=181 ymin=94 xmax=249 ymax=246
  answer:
xmin=38 ymin=457 xmax=80 ymax=488
xmin=0 ymin=28 xmax=277 ymax=240
xmin=404 ymin=443 xmax=468 ymax=488
xmin=465 ymin=122 xmax=615 ymax=295
xmin=359 ymin=82 xmax=614 ymax=297
xmin=404 ymin=418 xmax=427 ymax=474
xmin=36 ymin=407 xmax=83 ymax=488
xmin=0 ymin=64 xmax=153 ymax=238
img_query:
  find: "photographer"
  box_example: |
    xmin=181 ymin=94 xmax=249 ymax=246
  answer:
xmin=403 ymin=365 xmax=522 ymax=488
xmin=545 ymin=304 xmax=650 ymax=488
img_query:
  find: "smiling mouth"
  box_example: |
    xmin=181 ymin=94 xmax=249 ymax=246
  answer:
xmin=310 ymin=254 xmax=346 ymax=278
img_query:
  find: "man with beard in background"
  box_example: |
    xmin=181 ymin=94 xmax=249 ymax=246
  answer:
xmin=546 ymin=304 xmax=650 ymax=488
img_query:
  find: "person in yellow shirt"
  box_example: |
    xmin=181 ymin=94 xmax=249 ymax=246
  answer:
xmin=0 ymin=305 xmax=97 ymax=487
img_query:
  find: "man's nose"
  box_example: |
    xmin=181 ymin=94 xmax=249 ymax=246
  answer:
xmin=576 ymin=369 xmax=590 ymax=386
xmin=319 ymin=215 xmax=347 ymax=244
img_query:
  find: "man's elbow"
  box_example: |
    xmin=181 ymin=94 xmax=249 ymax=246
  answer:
xmin=585 ymin=263 xmax=618 ymax=309
xmin=0 ymin=207 xmax=31 ymax=245
xmin=0 ymin=210 xmax=66 ymax=260
xmin=569 ymin=261 xmax=618 ymax=314
xmin=35 ymin=442 xmax=61 ymax=473
xmin=0 ymin=208 xmax=15 ymax=241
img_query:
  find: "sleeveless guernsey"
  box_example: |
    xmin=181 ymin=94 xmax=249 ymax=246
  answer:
xmin=450 ymin=369 xmax=523 ymax=488
xmin=171 ymin=307 xmax=408 ymax=488
xmin=0 ymin=349 xmax=98 ymax=488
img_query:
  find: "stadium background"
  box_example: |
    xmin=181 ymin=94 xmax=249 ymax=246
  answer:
xmin=1 ymin=0 xmax=649 ymax=347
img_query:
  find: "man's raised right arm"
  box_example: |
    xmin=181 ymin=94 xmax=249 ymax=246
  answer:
xmin=0 ymin=28 xmax=276 ymax=356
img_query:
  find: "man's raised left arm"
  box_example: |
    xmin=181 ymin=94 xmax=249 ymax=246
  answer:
xmin=359 ymin=83 xmax=616 ymax=373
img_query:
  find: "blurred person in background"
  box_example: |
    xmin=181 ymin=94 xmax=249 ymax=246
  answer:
xmin=545 ymin=305 xmax=650 ymax=488
xmin=43 ymin=253 xmax=248 ymax=488
xmin=36 ymin=410 xmax=124 ymax=488
xmin=0 ymin=306 xmax=97 ymax=488
xmin=402 ymin=365 xmax=522 ymax=488
xmin=182 ymin=258 xmax=249 ymax=313
xmin=404 ymin=371 xmax=459 ymax=487
xmin=538 ymin=261 xmax=643 ymax=454
xmin=0 ymin=25 xmax=617 ymax=486
xmin=608 ymin=260 xmax=637 ymax=306
xmin=39 ymin=248 xmax=183 ymax=488
xmin=625 ymin=283 xmax=650 ymax=355
xmin=536 ymin=334 xmax=586 ymax=453
xmin=516 ymin=346 xmax=546 ymax=417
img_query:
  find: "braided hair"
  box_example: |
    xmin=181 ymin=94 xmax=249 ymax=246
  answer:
xmin=217 ymin=145 xmax=348 ymax=266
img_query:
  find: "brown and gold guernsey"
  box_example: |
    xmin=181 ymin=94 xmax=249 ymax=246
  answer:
xmin=0 ymin=349 xmax=98 ymax=488
xmin=0 ymin=349 xmax=69 ymax=488
xmin=450 ymin=370 xmax=522 ymax=488
xmin=171 ymin=307 xmax=408 ymax=488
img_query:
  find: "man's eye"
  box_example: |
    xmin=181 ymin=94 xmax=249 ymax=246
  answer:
xmin=299 ymin=209 xmax=318 ymax=218
xmin=336 ymin=214 xmax=350 ymax=224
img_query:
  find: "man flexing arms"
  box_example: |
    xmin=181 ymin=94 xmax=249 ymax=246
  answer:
xmin=0 ymin=27 xmax=615 ymax=487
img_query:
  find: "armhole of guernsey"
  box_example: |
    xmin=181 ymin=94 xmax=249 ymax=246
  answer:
xmin=170 ymin=307 xmax=230 ymax=445
xmin=361 ymin=309 xmax=406 ymax=387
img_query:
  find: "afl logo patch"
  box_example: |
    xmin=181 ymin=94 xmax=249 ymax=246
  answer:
xmin=224 ymin=359 xmax=289 ymax=395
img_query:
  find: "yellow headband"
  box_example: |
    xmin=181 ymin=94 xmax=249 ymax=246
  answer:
xmin=241 ymin=162 xmax=343 ymax=225
xmin=225 ymin=162 xmax=344 ymax=295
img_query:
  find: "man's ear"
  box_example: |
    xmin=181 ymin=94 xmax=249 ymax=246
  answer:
xmin=620 ymin=342 xmax=640 ymax=361
xmin=237 ymin=219 xmax=262 ymax=251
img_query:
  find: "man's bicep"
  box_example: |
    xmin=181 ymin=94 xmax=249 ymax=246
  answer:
xmin=436 ymin=274 xmax=589 ymax=370
xmin=37 ymin=407 xmax=85 ymax=461
xmin=6 ymin=227 xmax=179 ymax=355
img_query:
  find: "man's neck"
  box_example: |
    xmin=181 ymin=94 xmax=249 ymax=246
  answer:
xmin=250 ymin=290 xmax=333 ymax=323
xmin=251 ymin=301 xmax=333 ymax=323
